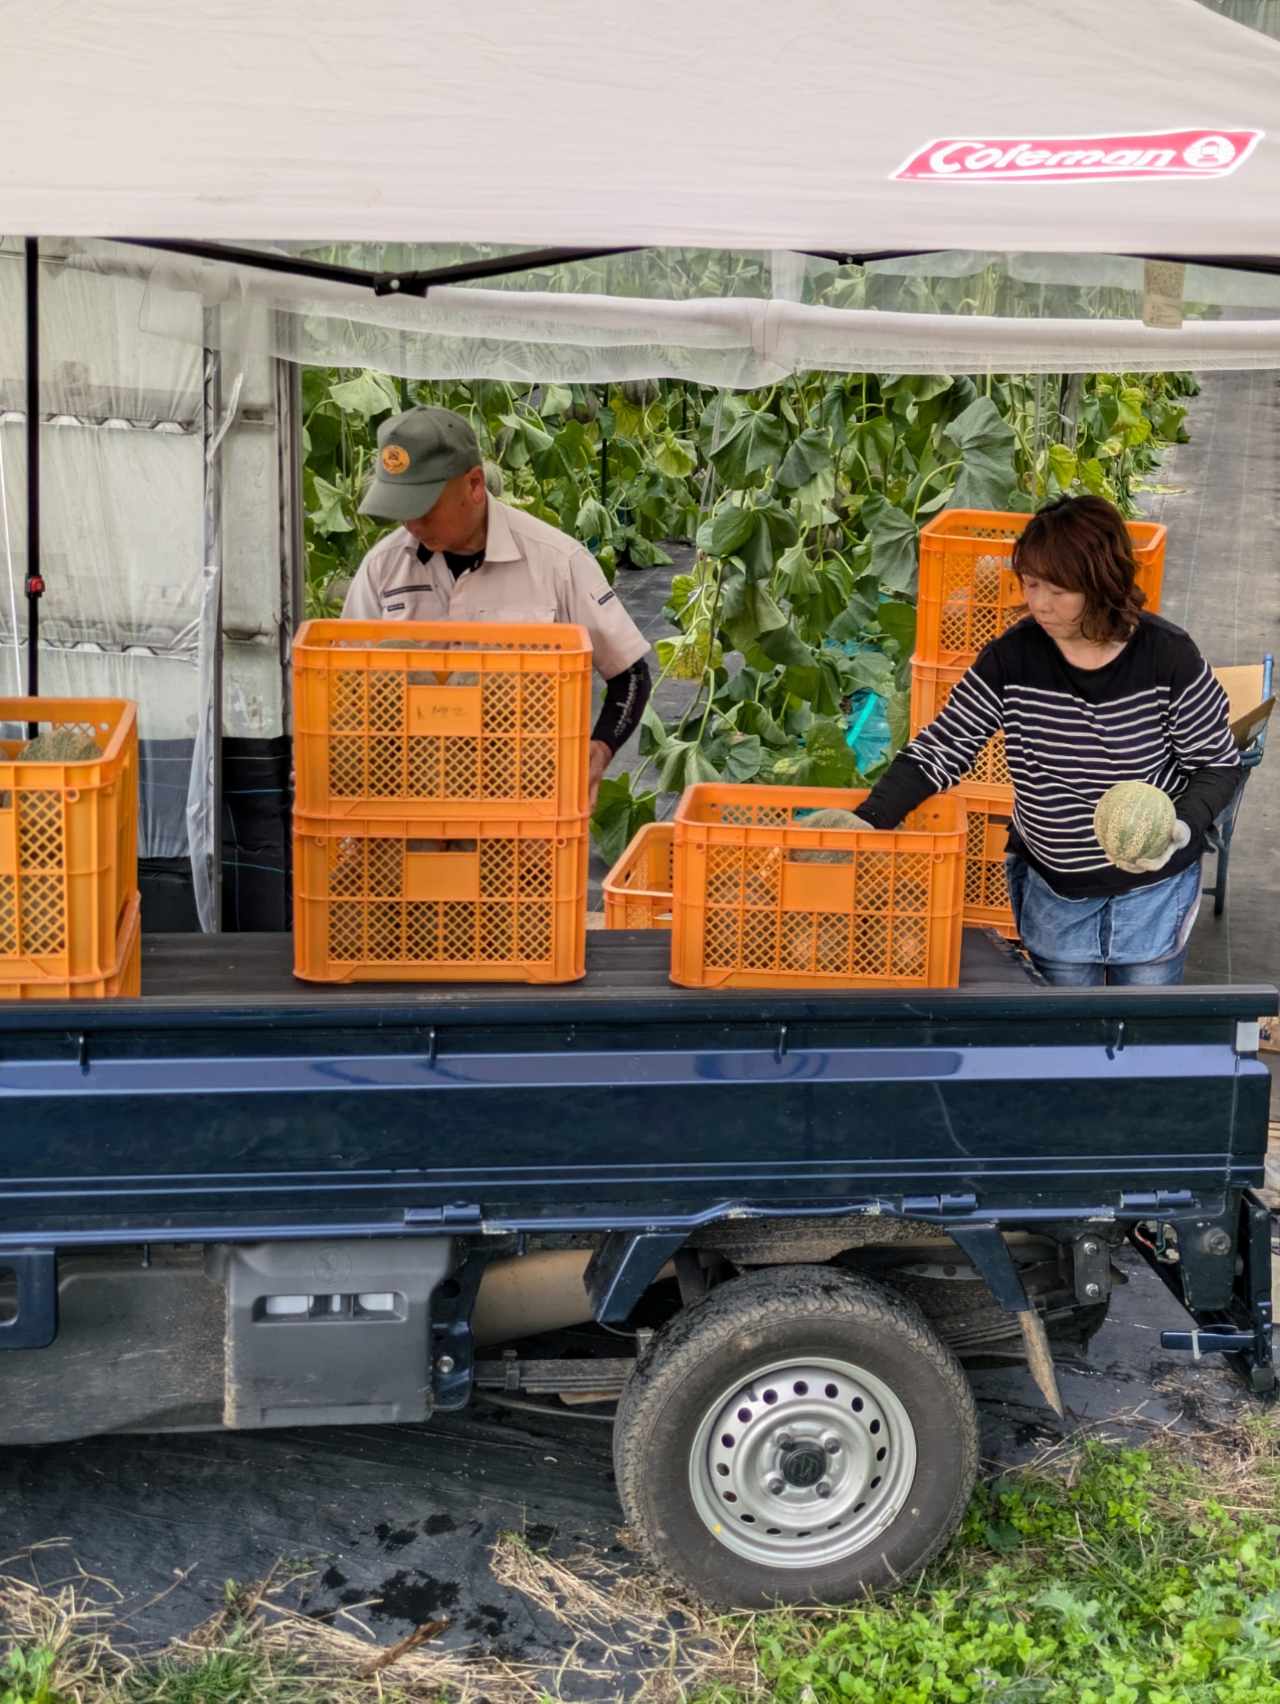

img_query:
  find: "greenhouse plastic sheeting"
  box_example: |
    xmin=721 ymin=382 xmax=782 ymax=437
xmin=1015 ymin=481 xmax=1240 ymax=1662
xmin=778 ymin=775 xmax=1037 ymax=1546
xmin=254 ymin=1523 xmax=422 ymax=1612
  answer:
xmin=0 ymin=242 xmax=290 ymax=887
xmin=57 ymin=238 xmax=1280 ymax=381
xmin=0 ymin=0 xmax=1278 ymax=262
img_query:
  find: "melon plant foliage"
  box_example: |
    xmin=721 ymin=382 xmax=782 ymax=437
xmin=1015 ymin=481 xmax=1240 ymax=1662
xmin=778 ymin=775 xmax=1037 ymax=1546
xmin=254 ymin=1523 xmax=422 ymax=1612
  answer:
xmin=299 ymin=362 xmax=1194 ymax=860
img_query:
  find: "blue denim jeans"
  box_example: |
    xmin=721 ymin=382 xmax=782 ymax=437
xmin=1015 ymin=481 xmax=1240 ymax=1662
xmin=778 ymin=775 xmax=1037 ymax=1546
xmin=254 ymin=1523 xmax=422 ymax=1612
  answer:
xmin=1005 ymin=855 xmax=1202 ymax=987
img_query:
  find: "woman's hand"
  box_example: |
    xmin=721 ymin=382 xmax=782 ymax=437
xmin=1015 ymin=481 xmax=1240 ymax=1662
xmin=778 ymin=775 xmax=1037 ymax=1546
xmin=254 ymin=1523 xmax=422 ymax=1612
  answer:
xmin=1113 ymin=818 xmax=1191 ymax=875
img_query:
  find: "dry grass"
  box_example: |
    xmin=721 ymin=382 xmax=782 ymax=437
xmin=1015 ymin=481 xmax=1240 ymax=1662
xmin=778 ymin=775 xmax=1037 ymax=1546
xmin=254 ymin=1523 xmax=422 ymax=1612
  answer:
xmin=0 ymin=1531 xmax=754 ymax=1704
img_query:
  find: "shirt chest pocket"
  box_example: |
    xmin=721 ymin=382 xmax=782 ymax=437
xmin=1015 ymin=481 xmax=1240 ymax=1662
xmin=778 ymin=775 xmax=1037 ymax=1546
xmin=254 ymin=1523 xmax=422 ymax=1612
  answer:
xmin=381 ymin=586 xmax=446 ymax=621
xmin=473 ymin=605 xmax=557 ymax=625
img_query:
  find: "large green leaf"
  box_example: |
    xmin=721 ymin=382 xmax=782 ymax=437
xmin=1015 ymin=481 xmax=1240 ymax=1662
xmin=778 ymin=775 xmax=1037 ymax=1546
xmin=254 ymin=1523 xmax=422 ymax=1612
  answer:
xmin=775 ymin=427 xmax=834 ymax=491
xmin=821 ymin=386 xmax=850 ymax=446
xmin=865 ymin=501 xmax=920 ymax=595
xmin=826 ymin=572 xmax=881 ymax=644
xmin=575 ymin=496 xmax=611 ymax=544
xmin=328 ymin=370 xmax=400 ymax=422
xmin=943 ymin=396 xmax=1019 ymax=510
xmin=802 ymin=717 xmax=859 ymax=787
xmin=552 ymin=418 xmax=596 ymax=472
xmin=306 ymin=473 xmax=354 ymax=536
xmin=720 ymin=579 xmax=788 ymax=655
xmin=851 ymin=415 xmax=897 ymax=479
xmin=879 ymin=373 xmax=955 ymax=404
xmin=590 ymin=772 xmax=657 ymax=866
xmin=709 ymin=409 xmax=788 ymax=488
xmin=709 ymin=504 xmax=757 ymax=558
xmin=845 ymin=649 xmax=895 ymax=694
xmin=876 ymin=599 xmax=917 ymax=659
xmin=651 ymin=429 xmax=697 ymax=479
xmin=722 ymin=734 xmax=763 ymax=782
xmin=731 ymin=700 xmax=789 ymax=748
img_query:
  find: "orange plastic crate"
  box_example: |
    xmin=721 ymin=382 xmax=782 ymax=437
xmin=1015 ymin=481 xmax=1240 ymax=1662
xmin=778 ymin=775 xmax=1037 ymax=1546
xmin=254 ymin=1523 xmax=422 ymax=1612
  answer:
xmin=0 ymin=698 xmax=138 ymax=992
xmin=0 ymin=888 xmax=141 ymax=999
xmin=293 ymin=619 xmax=593 ymax=821
xmin=670 ymin=785 xmax=967 ymax=990
xmin=916 ymin=509 xmax=1165 ymax=668
xmin=603 ymin=821 xmax=674 ymax=929
xmin=909 ymin=660 xmax=1014 ymax=798
xmin=955 ymin=792 xmax=1017 ymax=940
xmin=293 ymin=811 xmax=587 ymax=984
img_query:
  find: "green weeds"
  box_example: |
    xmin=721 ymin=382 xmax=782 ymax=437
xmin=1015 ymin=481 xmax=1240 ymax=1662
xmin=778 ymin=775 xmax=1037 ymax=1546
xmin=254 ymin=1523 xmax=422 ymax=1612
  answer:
xmin=696 ymin=1419 xmax=1280 ymax=1704
xmin=0 ymin=1647 xmax=60 ymax=1704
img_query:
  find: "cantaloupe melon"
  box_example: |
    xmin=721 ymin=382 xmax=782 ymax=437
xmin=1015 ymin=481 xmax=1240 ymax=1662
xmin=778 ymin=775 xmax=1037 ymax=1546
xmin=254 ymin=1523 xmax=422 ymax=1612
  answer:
xmin=621 ymin=378 xmax=660 ymax=408
xmin=1093 ymin=781 xmax=1177 ymax=865
xmin=789 ymin=806 xmax=867 ymax=865
xmin=19 ymin=726 xmax=101 ymax=762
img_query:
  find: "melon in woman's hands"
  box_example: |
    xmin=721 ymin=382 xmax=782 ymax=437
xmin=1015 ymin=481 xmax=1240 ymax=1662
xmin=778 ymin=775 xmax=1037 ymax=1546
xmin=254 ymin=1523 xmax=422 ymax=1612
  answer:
xmin=1093 ymin=781 xmax=1178 ymax=868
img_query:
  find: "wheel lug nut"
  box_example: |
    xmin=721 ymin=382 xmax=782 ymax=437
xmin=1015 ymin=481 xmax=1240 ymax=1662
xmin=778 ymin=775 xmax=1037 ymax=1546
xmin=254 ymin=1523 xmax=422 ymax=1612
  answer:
xmin=816 ymin=1481 xmax=832 ymax=1499
xmin=767 ymin=1476 xmax=785 ymax=1495
xmin=775 ymin=1433 xmax=793 ymax=1450
xmin=823 ymin=1435 xmax=840 ymax=1454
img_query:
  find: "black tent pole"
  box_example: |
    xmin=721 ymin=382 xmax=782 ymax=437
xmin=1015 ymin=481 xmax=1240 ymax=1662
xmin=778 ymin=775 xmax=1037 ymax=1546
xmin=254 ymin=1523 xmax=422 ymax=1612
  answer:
xmin=24 ymin=237 xmax=42 ymax=720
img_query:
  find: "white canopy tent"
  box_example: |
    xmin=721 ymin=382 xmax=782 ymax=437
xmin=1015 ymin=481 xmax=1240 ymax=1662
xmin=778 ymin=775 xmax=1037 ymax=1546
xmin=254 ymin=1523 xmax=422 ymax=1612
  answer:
xmin=0 ymin=0 xmax=1276 ymax=254
xmin=4 ymin=0 xmax=1280 ymax=378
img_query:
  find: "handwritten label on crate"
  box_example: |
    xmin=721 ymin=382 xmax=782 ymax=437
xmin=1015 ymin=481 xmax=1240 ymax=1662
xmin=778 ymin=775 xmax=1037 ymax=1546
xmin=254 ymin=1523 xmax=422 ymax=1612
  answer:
xmin=407 ymin=684 xmax=483 ymax=739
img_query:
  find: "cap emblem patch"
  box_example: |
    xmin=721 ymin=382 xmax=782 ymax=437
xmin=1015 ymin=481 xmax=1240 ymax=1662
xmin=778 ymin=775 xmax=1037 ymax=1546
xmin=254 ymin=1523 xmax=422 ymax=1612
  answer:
xmin=381 ymin=444 xmax=411 ymax=475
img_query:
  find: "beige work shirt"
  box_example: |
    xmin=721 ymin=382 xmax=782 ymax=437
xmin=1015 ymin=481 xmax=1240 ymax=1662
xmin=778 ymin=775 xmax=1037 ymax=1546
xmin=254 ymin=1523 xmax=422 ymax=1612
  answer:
xmin=343 ymin=495 xmax=649 ymax=681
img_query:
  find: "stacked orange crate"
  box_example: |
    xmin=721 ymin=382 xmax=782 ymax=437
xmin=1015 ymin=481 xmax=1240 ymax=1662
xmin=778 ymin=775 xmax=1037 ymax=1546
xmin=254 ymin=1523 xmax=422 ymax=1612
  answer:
xmin=910 ymin=510 xmax=1167 ymax=939
xmin=0 ymin=698 xmax=140 ymax=997
xmin=292 ymin=620 xmax=593 ymax=983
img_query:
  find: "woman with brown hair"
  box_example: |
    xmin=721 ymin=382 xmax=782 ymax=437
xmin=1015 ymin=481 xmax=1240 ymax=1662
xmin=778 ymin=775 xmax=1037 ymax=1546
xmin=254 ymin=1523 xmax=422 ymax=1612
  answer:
xmin=854 ymin=494 xmax=1240 ymax=985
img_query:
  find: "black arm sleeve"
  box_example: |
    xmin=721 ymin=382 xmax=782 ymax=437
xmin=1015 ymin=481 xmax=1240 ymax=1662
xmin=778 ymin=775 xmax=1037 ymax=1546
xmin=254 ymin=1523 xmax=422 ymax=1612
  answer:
xmin=591 ymin=656 xmax=652 ymax=754
xmin=1174 ymin=766 xmax=1242 ymax=837
xmin=856 ymin=752 xmax=941 ymax=829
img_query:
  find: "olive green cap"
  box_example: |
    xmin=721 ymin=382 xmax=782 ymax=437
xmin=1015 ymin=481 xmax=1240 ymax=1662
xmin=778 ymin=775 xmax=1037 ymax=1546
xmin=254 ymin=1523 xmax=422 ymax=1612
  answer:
xmin=359 ymin=406 xmax=482 ymax=521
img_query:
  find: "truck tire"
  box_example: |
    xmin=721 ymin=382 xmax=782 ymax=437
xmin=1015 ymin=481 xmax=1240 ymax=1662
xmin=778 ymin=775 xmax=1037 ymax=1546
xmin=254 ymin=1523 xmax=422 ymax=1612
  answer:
xmin=613 ymin=1264 xmax=978 ymax=1609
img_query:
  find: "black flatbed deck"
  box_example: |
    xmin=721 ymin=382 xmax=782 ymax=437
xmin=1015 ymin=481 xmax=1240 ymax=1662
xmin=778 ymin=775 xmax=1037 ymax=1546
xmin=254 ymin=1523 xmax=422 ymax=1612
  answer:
xmin=138 ymin=923 xmax=1036 ymax=1003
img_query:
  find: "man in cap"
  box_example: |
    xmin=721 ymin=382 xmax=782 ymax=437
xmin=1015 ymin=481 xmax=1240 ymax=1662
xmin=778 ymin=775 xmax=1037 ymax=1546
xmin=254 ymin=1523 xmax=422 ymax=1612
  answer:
xmin=345 ymin=406 xmax=651 ymax=805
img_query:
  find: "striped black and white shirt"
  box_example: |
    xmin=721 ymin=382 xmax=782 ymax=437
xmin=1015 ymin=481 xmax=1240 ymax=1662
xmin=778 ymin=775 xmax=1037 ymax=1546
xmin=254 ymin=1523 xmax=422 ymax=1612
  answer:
xmin=860 ymin=614 xmax=1240 ymax=897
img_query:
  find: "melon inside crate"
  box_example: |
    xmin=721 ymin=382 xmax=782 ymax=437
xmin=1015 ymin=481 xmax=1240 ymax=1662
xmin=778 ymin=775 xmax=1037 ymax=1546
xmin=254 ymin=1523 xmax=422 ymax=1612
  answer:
xmin=670 ymin=785 xmax=967 ymax=990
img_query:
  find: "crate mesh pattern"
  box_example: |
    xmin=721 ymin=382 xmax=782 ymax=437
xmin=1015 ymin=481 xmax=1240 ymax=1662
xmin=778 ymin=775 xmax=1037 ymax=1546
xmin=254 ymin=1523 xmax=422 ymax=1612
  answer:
xmin=701 ymin=843 xmax=934 ymax=979
xmin=323 ymin=834 xmax=558 ymax=965
xmin=326 ymin=669 xmax=560 ymax=802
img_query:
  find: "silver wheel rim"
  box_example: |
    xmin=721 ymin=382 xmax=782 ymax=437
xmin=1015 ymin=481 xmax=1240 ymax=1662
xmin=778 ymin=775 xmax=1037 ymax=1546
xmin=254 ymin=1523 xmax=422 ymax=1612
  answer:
xmin=688 ymin=1355 xmax=918 ymax=1569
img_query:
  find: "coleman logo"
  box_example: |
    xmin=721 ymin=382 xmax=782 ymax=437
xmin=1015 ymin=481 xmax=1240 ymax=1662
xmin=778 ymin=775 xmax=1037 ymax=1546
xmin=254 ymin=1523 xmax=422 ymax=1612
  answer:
xmin=893 ymin=129 xmax=1262 ymax=183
